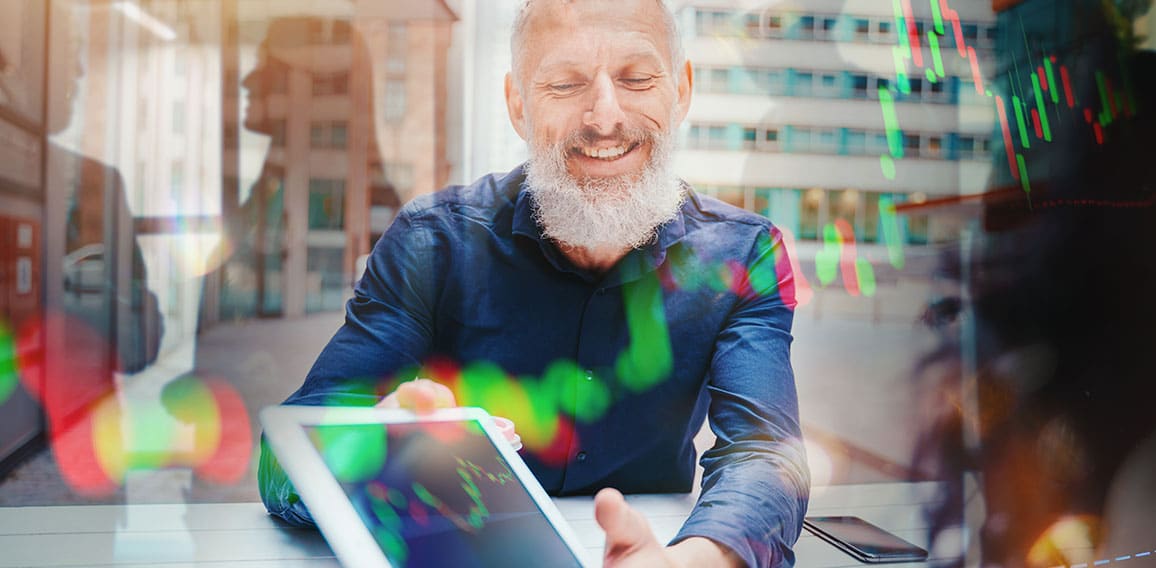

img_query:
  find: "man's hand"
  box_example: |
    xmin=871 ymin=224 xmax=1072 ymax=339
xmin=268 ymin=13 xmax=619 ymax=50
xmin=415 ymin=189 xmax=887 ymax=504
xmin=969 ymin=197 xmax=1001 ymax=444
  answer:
xmin=595 ymin=488 xmax=744 ymax=568
xmin=595 ymin=488 xmax=679 ymax=567
xmin=376 ymin=378 xmax=456 ymax=413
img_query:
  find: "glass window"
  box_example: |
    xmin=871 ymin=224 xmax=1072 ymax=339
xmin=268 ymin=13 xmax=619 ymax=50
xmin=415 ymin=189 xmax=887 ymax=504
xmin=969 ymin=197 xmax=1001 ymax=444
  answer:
xmin=846 ymin=130 xmax=867 ymax=155
xmin=926 ymin=136 xmax=943 ymax=158
xmin=790 ymin=127 xmax=812 ymax=152
xmin=384 ymin=79 xmax=406 ymax=122
xmin=793 ymin=72 xmax=814 ymax=96
xmin=742 ymin=127 xmax=757 ymax=148
xmin=903 ymin=133 xmax=921 ymax=158
xmin=311 ymin=123 xmax=327 ymax=147
xmin=764 ymin=129 xmax=779 ymax=142
xmin=855 ymin=18 xmax=870 ymax=39
xmin=331 ymin=122 xmax=347 ymax=148
xmin=308 ymin=178 xmax=345 ymax=230
xmin=852 ymin=74 xmax=869 ymax=98
xmin=798 ymin=15 xmax=815 ymax=39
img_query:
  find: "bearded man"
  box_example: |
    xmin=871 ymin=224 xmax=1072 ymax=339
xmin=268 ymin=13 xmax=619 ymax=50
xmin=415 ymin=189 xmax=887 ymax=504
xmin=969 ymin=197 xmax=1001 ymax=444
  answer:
xmin=260 ymin=1 xmax=809 ymax=566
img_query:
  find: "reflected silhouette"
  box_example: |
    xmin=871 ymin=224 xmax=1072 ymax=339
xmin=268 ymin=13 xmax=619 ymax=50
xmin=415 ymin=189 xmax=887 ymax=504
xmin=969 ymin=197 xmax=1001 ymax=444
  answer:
xmin=211 ymin=16 xmax=396 ymax=322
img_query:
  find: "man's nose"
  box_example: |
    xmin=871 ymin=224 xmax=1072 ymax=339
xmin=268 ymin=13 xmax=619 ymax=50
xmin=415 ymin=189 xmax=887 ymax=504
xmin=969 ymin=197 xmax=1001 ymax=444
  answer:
xmin=583 ymin=73 xmax=626 ymax=135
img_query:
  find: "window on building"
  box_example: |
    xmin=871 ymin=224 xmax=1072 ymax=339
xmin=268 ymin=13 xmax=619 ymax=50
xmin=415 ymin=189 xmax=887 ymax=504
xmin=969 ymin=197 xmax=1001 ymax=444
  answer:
xmin=962 ymin=23 xmax=978 ymax=42
xmin=310 ymin=123 xmax=326 ymax=148
xmin=798 ymin=15 xmax=815 ymax=39
xmin=816 ymin=129 xmax=838 ymax=154
xmin=715 ymin=186 xmax=746 ymax=209
xmin=854 ymin=18 xmax=870 ymax=40
xmin=759 ymin=128 xmax=781 ymax=151
xmin=766 ymin=14 xmax=783 ymax=36
xmin=845 ymin=130 xmax=867 ymax=155
xmin=744 ymin=13 xmax=760 ymax=37
xmin=744 ymin=127 xmax=762 ymax=149
xmin=908 ymin=77 xmax=923 ymax=98
xmin=819 ymin=16 xmax=838 ymax=39
xmin=877 ymin=20 xmax=892 ymax=39
xmin=852 ymin=74 xmax=869 ymax=98
xmin=957 ymin=135 xmax=976 ymax=159
xmin=387 ymin=23 xmax=407 ymax=74
xmin=903 ymin=133 xmax=921 ymax=158
xmin=384 ymin=79 xmax=406 ymax=122
xmin=331 ymin=122 xmax=347 ymax=148
xmin=790 ymin=127 xmax=812 ymax=152
xmin=793 ymin=72 xmax=814 ymax=96
xmin=818 ymin=73 xmax=840 ymax=97
xmin=308 ymin=178 xmax=345 ymax=230
xmin=925 ymin=136 xmax=943 ymax=158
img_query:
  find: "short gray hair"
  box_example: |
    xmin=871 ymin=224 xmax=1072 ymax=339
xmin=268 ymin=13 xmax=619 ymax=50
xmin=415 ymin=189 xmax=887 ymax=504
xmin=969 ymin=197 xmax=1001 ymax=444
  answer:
xmin=510 ymin=0 xmax=685 ymax=88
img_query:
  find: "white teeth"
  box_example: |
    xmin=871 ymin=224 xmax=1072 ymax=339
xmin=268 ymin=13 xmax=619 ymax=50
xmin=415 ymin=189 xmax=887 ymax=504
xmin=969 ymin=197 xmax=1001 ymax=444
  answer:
xmin=582 ymin=145 xmax=628 ymax=159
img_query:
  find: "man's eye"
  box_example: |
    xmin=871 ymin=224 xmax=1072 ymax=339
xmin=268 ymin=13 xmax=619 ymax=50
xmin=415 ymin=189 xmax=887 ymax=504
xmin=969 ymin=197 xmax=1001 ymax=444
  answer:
xmin=549 ymin=83 xmax=581 ymax=93
xmin=621 ymin=77 xmax=655 ymax=88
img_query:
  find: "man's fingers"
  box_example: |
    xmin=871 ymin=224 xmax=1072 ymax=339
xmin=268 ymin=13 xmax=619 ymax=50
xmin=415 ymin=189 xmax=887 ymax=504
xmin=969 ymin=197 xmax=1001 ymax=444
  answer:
xmin=594 ymin=488 xmax=656 ymax=561
xmin=376 ymin=379 xmax=457 ymax=413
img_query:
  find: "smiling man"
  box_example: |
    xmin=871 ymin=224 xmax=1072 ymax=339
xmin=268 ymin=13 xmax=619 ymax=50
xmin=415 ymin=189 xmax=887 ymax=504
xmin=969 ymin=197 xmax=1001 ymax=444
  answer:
xmin=260 ymin=1 xmax=809 ymax=566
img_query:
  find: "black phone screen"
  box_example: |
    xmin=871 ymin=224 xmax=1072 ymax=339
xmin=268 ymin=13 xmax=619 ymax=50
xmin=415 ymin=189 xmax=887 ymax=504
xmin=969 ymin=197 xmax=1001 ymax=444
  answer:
xmin=804 ymin=516 xmax=929 ymax=563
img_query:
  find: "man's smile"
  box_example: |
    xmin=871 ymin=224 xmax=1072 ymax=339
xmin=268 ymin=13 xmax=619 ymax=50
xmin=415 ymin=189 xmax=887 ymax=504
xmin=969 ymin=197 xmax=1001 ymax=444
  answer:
xmin=575 ymin=141 xmax=639 ymax=160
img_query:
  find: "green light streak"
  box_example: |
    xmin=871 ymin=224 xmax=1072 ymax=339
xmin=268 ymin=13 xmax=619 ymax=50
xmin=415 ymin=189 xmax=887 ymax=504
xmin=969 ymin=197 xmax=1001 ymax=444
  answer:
xmin=747 ymin=230 xmax=782 ymax=297
xmin=0 ymin=322 xmax=16 ymax=405
xmin=925 ymin=68 xmax=937 ymax=83
xmin=880 ymin=155 xmax=896 ymax=180
xmin=1044 ymin=58 xmax=1059 ymax=105
xmin=1030 ymin=73 xmax=1052 ymax=141
xmin=1011 ymin=95 xmax=1031 ymax=149
xmin=927 ymin=32 xmax=944 ymax=78
xmin=879 ymin=88 xmax=903 ymax=158
xmin=892 ymin=0 xmax=910 ymax=56
xmin=815 ymin=224 xmax=840 ymax=287
xmin=615 ymin=272 xmax=673 ymax=393
xmin=1016 ymin=153 xmax=1031 ymax=197
xmin=878 ymin=196 xmax=905 ymax=270
xmin=855 ymin=259 xmax=877 ymax=298
xmin=1096 ymin=71 xmax=1113 ymax=125
xmin=929 ymin=0 xmax=944 ymax=34
xmin=892 ymin=47 xmax=910 ymax=95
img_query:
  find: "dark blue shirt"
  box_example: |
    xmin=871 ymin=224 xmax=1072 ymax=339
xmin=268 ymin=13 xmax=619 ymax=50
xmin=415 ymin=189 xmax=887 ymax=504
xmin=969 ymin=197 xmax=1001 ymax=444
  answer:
xmin=259 ymin=165 xmax=810 ymax=567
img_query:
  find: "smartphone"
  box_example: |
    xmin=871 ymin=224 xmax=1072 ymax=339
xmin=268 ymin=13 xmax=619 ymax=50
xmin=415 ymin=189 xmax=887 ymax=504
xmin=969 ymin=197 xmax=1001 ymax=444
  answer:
xmin=803 ymin=516 xmax=929 ymax=564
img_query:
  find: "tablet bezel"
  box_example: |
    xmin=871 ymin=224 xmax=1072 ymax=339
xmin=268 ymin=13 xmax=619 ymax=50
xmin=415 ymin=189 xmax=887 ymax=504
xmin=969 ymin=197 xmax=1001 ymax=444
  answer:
xmin=261 ymin=405 xmax=591 ymax=568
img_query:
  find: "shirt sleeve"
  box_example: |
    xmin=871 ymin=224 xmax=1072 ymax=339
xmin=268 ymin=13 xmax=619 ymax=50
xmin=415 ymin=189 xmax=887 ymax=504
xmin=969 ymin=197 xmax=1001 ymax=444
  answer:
xmin=258 ymin=207 xmax=442 ymax=526
xmin=671 ymin=226 xmax=811 ymax=568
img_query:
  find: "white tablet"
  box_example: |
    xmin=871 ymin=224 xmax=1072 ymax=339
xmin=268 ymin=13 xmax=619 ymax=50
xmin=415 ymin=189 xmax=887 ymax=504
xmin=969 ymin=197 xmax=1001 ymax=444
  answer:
xmin=260 ymin=405 xmax=591 ymax=568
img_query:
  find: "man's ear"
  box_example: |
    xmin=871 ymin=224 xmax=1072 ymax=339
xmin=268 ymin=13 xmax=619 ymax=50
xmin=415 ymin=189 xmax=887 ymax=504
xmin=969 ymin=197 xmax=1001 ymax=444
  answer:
xmin=505 ymin=72 xmax=529 ymax=140
xmin=674 ymin=60 xmax=693 ymax=125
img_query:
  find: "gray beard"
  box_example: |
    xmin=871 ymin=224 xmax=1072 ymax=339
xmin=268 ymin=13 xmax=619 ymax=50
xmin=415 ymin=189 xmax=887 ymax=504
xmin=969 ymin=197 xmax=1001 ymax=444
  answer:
xmin=523 ymin=128 xmax=684 ymax=251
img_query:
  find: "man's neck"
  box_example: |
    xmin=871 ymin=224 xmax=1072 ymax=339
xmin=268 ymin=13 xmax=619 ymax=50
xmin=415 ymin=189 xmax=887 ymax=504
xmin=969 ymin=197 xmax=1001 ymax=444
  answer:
xmin=558 ymin=243 xmax=630 ymax=274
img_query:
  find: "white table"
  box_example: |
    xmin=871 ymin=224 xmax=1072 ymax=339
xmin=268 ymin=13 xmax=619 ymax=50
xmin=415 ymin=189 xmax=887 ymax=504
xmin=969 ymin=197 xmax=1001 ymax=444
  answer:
xmin=0 ymin=482 xmax=959 ymax=567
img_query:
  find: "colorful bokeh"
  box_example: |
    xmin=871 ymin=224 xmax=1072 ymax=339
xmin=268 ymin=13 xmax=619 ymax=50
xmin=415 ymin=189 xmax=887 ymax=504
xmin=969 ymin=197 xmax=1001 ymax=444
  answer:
xmin=8 ymin=310 xmax=253 ymax=495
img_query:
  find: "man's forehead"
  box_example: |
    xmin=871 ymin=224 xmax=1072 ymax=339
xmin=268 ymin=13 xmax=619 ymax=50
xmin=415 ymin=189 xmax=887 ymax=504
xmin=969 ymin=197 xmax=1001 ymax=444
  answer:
xmin=520 ymin=0 xmax=670 ymax=61
xmin=522 ymin=0 xmax=666 ymax=35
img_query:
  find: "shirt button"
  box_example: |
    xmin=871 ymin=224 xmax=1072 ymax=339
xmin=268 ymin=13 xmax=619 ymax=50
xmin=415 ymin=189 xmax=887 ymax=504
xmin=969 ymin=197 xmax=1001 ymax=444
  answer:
xmin=576 ymin=451 xmax=588 ymax=462
xmin=584 ymin=370 xmax=594 ymax=381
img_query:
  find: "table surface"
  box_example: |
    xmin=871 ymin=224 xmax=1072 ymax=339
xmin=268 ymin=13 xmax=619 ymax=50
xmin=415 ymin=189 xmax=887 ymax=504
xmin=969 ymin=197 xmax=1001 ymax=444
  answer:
xmin=0 ymin=482 xmax=959 ymax=567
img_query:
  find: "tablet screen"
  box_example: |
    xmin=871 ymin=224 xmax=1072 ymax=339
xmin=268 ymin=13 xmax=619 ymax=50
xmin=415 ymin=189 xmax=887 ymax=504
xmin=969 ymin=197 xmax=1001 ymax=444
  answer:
xmin=304 ymin=419 xmax=583 ymax=568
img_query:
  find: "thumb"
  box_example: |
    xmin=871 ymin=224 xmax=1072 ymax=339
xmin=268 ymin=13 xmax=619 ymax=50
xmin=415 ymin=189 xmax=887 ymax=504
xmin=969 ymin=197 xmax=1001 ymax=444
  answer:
xmin=594 ymin=488 xmax=657 ymax=561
